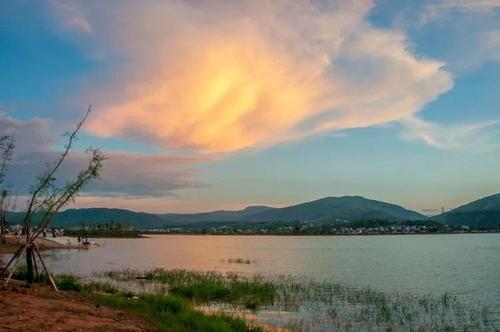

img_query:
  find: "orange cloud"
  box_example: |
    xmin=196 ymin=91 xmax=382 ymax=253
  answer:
xmin=88 ymin=38 xmax=324 ymax=152
xmin=52 ymin=0 xmax=453 ymax=153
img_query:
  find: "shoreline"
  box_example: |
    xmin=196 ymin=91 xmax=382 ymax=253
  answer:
xmin=1 ymin=235 xmax=88 ymax=251
xmin=0 ymin=236 xmax=88 ymax=267
xmin=0 ymin=280 xmax=272 ymax=332
xmin=142 ymin=230 xmax=500 ymax=236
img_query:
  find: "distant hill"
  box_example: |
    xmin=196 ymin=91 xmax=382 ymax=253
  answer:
xmin=5 ymin=196 xmax=426 ymax=229
xmin=158 ymin=205 xmax=274 ymax=224
xmin=7 ymin=208 xmax=165 ymax=229
xmin=158 ymin=196 xmax=425 ymax=225
xmin=434 ymin=193 xmax=500 ymax=229
xmin=247 ymin=196 xmax=425 ymax=223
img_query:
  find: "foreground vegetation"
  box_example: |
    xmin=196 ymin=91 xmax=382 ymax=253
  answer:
xmin=92 ymin=293 xmax=261 ymax=332
xmin=10 ymin=266 xmax=262 ymax=332
xmin=7 ymin=266 xmax=498 ymax=331
xmin=103 ymin=269 xmax=275 ymax=311
xmin=98 ymin=269 xmax=497 ymax=331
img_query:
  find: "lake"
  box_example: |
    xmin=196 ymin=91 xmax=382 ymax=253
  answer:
xmin=41 ymin=234 xmax=499 ymax=314
xmin=4 ymin=233 xmax=500 ymax=327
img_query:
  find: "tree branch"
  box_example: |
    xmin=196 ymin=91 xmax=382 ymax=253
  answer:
xmin=23 ymin=106 xmax=92 ymax=229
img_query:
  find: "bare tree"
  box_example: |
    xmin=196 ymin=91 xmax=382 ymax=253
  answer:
xmin=2 ymin=106 xmax=104 ymax=289
xmin=0 ymin=135 xmax=15 ymax=184
xmin=0 ymin=135 xmax=15 ymax=240
xmin=0 ymin=191 xmax=12 ymax=241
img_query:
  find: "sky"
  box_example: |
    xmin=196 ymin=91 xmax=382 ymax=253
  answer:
xmin=0 ymin=0 xmax=499 ymax=214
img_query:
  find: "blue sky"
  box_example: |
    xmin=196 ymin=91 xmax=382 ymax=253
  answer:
xmin=1 ymin=0 xmax=499 ymax=213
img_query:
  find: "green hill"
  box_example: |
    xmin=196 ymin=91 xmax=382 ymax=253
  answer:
xmin=7 ymin=208 xmax=165 ymax=229
xmin=249 ymin=196 xmax=425 ymax=223
xmin=158 ymin=205 xmax=274 ymax=224
xmin=434 ymin=193 xmax=500 ymax=229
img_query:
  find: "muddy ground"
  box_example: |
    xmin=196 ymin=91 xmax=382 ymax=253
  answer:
xmin=0 ymin=284 xmax=150 ymax=331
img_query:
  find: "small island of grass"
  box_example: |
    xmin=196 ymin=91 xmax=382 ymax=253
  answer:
xmin=64 ymin=224 xmax=145 ymax=238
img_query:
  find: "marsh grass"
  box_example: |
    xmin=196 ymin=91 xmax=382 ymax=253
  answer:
xmin=83 ymin=280 xmax=120 ymax=294
xmin=103 ymin=269 xmax=275 ymax=310
xmin=227 ymin=257 xmax=254 ymax=264
xmin=271 ymin=276 xmax=496 ymax=331
xmin=89 ymin=293 xmax=263 ymax=332
xmin=101 ymin=269 xmax=498 ymax=332
xmin=9 ymin=266 xmax=498 ymax=331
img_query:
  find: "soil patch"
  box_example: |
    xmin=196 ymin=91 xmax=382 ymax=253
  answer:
xmin=0 ymin=284 xmax=150 ymax=331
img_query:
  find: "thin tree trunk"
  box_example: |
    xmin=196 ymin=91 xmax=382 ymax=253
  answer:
xmin=26 ymin=245 xmax=34 ymax=284
xmin=33 ymin=253 xmax=40 ymax=283
xmin=34 ymin=245 xmax=58 ymax=292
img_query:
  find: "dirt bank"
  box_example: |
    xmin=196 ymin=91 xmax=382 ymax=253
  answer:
xmin=0 ymin=284 xmax=149 ymax=331
xmin=2 ymin=235 xmax=85 ymax=251
xmin=1 ymin=235 xmax=88 ymax=269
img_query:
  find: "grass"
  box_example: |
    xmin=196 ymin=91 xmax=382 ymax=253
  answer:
xmin=102 ymin=269 xmax=498 ymax=332
xmin=83 ymin=280 xmax=120 ymax=294
xmin=56 ymin=275 xmax=82 ymax=292
xmin=227 ymin=257 xmax=253 ymax=264
xmin=90 ymin=293 xmax=262 ymax=332
xmin=7 ymin=267 xmax=263 ymax=332
xmin=270 ymin=277 xmax=496 ymax=331
xmin=11 ymin=265 xmax=82 ymax=292
xmin=7 ymin=266 xmax=499 ymax=331
xmin=103 ymin=269 xmax=275 ymax=310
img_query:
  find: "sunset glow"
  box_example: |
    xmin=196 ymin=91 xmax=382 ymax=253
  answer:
xmin=1 ymin=0 xmax=499 ymax=212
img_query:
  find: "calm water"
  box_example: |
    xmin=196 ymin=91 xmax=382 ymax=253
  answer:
xmin=8 ymin=234 xmax=500 ymax=319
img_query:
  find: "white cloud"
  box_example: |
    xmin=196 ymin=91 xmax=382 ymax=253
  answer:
xmin=48 ymin=0 xmax=453 ymax=153
xmin=437 ymin=0 xmax=500 ymax=10
xmin=49 ymin=0 xmax=92 ymax=33
xmin=402 ymin=0 xmax=500 ymax=71
xmin=401 ymin=116 xmax=500 ymax=151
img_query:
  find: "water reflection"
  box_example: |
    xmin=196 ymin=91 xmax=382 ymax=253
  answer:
xmin=5 ymin=234 xmax=499 ymax=320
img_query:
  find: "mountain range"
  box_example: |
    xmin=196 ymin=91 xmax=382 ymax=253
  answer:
xmin=6 ymin=194 xmax=500 ymax=229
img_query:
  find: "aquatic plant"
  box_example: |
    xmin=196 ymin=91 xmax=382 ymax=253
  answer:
xmin=227 ymin=257 xmax=253 ymax=264
xmin=103 ymin=269 xmax=275 ymax=310
xmin=83 ymin=280 xmax=119 ymax=294
xmin=99 ymin=269 xmax=498 ymax=331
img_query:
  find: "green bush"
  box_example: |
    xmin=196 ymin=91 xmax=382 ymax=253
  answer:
xmin=12 ymin=264 xmax=28 ymax=280
xmin=56 ymin=275 xmax=82 ymax=292
xmin=12 ymin=264 xmax=48 ymax=284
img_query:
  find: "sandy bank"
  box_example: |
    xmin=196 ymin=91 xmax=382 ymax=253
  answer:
xmin=0 ymin=284 xmax=149 ymax=331
xmin=2 ymin=235 xmax=87 ymax=251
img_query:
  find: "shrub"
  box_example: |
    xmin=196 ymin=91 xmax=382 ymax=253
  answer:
xmin=56 ymin=275 xmax=82 ymax=292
